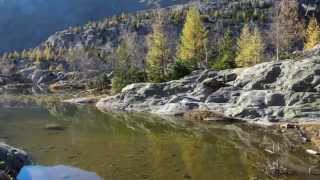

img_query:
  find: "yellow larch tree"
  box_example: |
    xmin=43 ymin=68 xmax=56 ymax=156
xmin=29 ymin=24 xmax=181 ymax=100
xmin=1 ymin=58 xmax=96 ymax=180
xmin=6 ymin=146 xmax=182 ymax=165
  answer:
xmin=235 ymin=24 xmax=264 ymax=67
xmin=177 ymin=7 xmax=208 ymax=68
xmin=304 ymin=17 xmax=320 ymax=50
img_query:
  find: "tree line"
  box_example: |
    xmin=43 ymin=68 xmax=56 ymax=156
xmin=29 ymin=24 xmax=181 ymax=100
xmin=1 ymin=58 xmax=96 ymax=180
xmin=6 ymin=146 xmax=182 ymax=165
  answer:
xmin=113 ymin=0 xmax=320 ymax=93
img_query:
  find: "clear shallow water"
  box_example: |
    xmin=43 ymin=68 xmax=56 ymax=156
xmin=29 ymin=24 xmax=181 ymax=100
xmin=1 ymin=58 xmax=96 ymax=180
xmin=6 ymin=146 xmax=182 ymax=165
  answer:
xmin=0 ymin=95 xmax=319 ymax=180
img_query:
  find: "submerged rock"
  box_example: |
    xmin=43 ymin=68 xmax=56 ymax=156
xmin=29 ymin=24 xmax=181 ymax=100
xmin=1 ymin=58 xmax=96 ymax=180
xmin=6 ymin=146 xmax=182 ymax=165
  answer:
xmin=63 ymin=97 xmax=99 ymax=104
xmin=44 ymin=124 xmax=67 ymax=131
xmin=0 ymin=171 xmax=10 ymax=180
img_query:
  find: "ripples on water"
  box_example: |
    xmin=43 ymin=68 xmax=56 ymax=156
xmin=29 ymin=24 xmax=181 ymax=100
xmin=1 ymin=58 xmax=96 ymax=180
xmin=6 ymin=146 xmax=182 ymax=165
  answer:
xmin=0 ymin=95 xmax=319 ymax=180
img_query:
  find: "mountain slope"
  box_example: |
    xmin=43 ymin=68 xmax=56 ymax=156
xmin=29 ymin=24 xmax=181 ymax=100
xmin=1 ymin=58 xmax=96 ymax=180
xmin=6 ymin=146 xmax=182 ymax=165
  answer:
xmin=0 ymin=0 xmax=319 ymax=95
xmin=0 ymin=0 xmax=191 ymax=53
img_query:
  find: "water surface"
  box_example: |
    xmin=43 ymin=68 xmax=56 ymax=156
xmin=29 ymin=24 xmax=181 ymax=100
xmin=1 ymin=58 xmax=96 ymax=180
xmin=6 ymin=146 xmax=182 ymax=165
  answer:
xmin=0 ymin=95 xmax=319 ymax=180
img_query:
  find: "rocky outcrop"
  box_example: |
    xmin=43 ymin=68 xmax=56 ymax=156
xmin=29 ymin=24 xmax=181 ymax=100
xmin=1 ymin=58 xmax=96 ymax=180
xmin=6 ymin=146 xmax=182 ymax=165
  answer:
xmin=97 ymin=58 xmax=320 ymax=123
xmin=0 ymin=69 xmax=93 ymax=94
xmin=0 ymin=143 xmax=32 ymax=177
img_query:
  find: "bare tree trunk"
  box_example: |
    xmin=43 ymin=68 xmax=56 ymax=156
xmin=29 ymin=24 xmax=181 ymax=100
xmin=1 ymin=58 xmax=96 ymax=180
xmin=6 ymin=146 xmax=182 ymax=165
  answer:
xmin=204 ymin=41 xmax=209 ymax=69
xmin=276 ymin=46 xmax=279 ymax=61
xmin=276 ymin=16 xmax=280 ymax=62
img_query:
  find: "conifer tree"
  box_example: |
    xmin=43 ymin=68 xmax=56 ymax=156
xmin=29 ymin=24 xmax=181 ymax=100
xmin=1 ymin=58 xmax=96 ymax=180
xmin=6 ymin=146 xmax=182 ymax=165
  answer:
xmin=251 ymin=27 xmax=264 ymax=64
xmin=235 ymin=24 xmax=264 ymax=67
xmin=7 ymin=52 xmax=14 ymax=60
xmin=34 ymin=48 xmax=43 ymax=61
xmin=212 ymin=30 xmax=235 ymax=70
xmin=235 ymin=24 xmax=251 ymax=67
xmin=112 ymin=40 xmax=146 ymax=93
xmin=177 ymin=6 xmax=208 ymax=68
xmin=12 ymin=51 xmax=20 ymax=59
xmin=21 ymin=50 xmax=28 ymax=59
xmin=43 ymin=45 xmax=53 ymax=60
xmin=116 ymin=41 xmax=131 ymax=71
xmin=112 ymin=41 xmax=132 ymax=93
xmin=304 ymin=17 xmax=320 ymax=50
xmin=146 ymin=12 xmax=170 ymax=83
xmin=26 ymin=50 xmax=32 ymax=59
xmin=66 ymin=47 xmax=79 ymax=61
xmin=30 ymin=48 xmax=41 ymax=61
xmin=57 ymin=48 xmax=65 ymax=59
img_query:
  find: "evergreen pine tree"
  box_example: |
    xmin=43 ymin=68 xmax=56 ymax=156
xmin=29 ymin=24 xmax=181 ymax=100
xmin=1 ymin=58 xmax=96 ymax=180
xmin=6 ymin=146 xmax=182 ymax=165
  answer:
xmin=112 ymin=40 xmax=146 ymax=93
xmin=112 ymin=41 xmax=132 ymax=93
xmin=212 ymin=30 xmax=235 ymax=70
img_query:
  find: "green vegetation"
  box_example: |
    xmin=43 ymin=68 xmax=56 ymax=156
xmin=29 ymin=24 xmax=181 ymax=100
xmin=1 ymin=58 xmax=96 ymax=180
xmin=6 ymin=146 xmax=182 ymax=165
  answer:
xmin=112 ymin=41 xmax=146 ymax=93
xmin=212 ymin=30 xmax=236 ymax=70
xmin=166 ymin=60 xmax=192 ymax=80
xmin=87 ymin=73 xmax=111 ymax=92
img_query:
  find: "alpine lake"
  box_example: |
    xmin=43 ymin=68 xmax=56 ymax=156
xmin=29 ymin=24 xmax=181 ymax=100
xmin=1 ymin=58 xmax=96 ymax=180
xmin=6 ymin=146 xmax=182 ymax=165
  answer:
xmin=0 ymin=94 xmax=319 ymax=180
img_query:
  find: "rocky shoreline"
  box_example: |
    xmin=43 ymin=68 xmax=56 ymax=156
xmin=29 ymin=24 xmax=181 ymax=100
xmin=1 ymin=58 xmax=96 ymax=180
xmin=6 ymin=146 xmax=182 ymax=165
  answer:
xmin=95 ymin=57 xmax=320 ymax=124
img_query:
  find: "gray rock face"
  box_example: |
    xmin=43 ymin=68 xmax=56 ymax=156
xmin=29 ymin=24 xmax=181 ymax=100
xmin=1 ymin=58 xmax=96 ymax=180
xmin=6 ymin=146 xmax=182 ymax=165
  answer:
xmin=97 ymin=58 xmax=320 ymax=123
xmin=0 ymin=143 xmax=32 ymax=177
xmin=31 ymin=70 xmax=60 ymax=85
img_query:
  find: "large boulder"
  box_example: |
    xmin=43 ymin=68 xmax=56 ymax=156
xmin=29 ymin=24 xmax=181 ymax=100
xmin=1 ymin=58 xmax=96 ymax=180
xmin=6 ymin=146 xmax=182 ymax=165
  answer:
xmin=155 ymin=101 xmax=201 ymax=115
xmin=0 ymin=143 xmax=32 ymax=177
xmin=206 ymin=86 xmax=241 ymax=103
xmin=0 ymin=75 xmax=9 ymax=86
xmin=265 ymin=93 xmax=286 ymax=106
xmin=234 ymin=62 xmax=283 ymax=90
